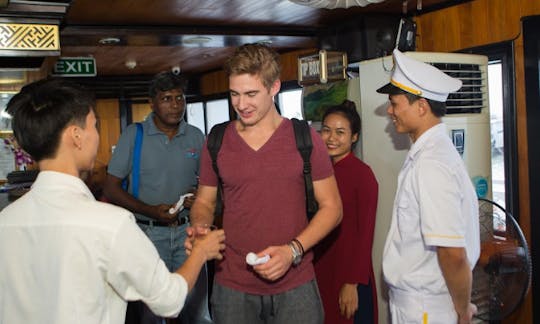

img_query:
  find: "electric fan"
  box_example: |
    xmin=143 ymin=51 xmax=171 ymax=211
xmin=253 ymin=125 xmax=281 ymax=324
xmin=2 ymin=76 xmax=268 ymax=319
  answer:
xmin=471 ymin=198 xmax=532 ymax=321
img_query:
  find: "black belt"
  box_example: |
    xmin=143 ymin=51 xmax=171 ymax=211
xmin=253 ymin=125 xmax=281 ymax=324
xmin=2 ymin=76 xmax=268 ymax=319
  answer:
xmin=136 ymin=217 xmax=189 ymax=227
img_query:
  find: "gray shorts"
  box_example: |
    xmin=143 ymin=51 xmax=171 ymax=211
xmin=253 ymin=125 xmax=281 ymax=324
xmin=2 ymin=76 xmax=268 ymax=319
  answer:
xmin=210 ymin=280 xmax=324 ymax=324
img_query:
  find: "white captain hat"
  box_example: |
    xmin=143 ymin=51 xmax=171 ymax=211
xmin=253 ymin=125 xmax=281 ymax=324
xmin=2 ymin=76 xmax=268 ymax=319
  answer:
xmin=376 ymin=49 xmax=462 ymax=102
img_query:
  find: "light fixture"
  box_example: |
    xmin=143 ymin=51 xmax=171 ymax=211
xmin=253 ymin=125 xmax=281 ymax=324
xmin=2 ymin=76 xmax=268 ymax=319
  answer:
xmin=0 ymin=71 xmax=25 ymax=84
xmin=183 ymin=36 xmax=212 ymax=45
xmin=125 ymin=60 xmax=137 ymax=69
xmin=256 ymin=39 xmax=273 ymax=45
xmin=288 ymin=0 xmax=386 ymax=9
xmin=98 ymin=37 xmax=121 ymax=45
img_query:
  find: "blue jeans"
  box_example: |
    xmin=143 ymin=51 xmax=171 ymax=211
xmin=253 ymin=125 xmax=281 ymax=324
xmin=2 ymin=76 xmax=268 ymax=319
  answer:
xmin=210 ymin=280 xmax=324 ymax=324
xmin=138 ymin=223 xmax=213 ymax=324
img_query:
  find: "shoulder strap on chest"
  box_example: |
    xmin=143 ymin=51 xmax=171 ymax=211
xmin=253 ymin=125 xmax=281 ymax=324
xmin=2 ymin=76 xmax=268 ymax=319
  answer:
xmin=207 ymin=121 xmax=229 ymax=177
xmin=291 ymin=118 xmax=318 ymax=220
xmin=131 ymin=122 xmax=144 ymax=199
xmin=207 ymin=121 xmax=230 ymax=219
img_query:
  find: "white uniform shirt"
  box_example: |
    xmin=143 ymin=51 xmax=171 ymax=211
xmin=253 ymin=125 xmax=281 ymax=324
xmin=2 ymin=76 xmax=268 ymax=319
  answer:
xmin=383 ymin=123 xmax=480 ymax=295
xmin=0 ymin=171 xmax=188 ymax=324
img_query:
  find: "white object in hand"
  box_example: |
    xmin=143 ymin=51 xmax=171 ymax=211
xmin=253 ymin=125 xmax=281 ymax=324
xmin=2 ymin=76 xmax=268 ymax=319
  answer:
xmin=246 ymin=252 xmax=270 ymax=266
xmin=169 ymin=193 xmax=194 ymax=214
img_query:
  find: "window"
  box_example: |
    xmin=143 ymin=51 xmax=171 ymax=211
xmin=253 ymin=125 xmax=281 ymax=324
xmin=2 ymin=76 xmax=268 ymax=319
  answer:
xmin=186 ymin=102 xmax=205 ymax=134
xmin=186 ymin=96 xmax=230 ymax=135
xmin=488 ymin=62 xmax=505 ymax=208
xmin=206 ymin=99 xmax=230 ymax=131
xmin=278 ymin=89 xmax=303 ymax=119
xmin=0 ymin=93 xmax=15 ymax=131
xmin=462 ymin=41 xmax=518 ymax=217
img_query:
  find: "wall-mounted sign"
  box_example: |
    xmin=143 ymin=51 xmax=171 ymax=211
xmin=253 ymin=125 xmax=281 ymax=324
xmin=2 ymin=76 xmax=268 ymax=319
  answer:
xmin=0 ymin=23 xmax=59 ymax=51
xmin=53 ymin=57 xmax=97 ymax=77
xmin=298 ymin=50 xmax=347 ymax=86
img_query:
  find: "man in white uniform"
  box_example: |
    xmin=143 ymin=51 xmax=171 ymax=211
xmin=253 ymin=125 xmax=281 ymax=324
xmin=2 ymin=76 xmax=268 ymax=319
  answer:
xmin=378 ymin=49 xmax=480 ymax=324
xmin=0 ymin=78 xmax=226 ymax=324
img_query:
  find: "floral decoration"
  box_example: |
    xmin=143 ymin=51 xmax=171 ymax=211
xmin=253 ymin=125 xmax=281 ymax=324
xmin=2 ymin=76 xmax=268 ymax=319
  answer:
xmin=3 ymin=135 xmax=34 ymax=169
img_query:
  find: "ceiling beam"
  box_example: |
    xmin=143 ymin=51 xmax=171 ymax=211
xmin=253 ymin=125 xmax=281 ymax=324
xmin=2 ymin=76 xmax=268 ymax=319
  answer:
xmin=60 ymin=25 xmax=318 ymax=48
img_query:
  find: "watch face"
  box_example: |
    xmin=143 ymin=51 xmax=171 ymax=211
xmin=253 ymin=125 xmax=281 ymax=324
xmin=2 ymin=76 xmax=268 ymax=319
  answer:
xmin=293 ymin=254 xmax=302 ymax=266
xmin=289 ymin=242 xmax=302 ymax=266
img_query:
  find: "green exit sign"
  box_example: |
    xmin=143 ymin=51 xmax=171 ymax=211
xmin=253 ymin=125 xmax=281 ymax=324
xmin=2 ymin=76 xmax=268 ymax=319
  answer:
xmin=53 ymin=57 xmax=97 ymax=77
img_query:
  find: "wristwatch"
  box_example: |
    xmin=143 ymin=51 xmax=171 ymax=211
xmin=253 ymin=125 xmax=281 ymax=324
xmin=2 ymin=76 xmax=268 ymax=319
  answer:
xmin=288 ymin=242 xmax=302 ymax=266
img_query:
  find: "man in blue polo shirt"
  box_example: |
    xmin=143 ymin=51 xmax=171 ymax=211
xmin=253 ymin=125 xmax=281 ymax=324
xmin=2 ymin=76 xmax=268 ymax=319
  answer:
xmin=104 ymin=72 xmax=211 ymax=324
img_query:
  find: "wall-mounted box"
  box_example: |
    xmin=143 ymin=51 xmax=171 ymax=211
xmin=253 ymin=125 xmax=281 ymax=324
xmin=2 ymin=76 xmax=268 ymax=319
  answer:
xmin=298 ymin=50 xmax=347 ymax=86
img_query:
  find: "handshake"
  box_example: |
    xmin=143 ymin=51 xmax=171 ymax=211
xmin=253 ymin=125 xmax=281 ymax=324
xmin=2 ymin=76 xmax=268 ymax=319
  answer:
xmin=184 ymin=224 xmax=225 ymax=261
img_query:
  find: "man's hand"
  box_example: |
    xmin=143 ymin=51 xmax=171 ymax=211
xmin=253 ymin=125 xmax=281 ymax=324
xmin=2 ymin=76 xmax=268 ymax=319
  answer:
xmin=183 ymin=188 xmax=197 ymax=209
xmin=191 ymin=229 xmax=226 ymax=261
xmin=339 ymin=283 xmax=358 ymax=319
xmin=151 ymin=204 xmax=177 ymax=223
xmin=458 ymin=303 xmax=477 ymax=324
xmin=184 ymin=226 xmax=196 ymax=255
xmin=252 ymin=245 xmax=294 ymax=281
xmin=184 ymin=224 xmax=216 ymax=256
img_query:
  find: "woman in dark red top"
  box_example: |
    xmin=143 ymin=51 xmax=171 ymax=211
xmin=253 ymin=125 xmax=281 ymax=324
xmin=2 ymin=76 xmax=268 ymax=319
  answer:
xmin=315 ymin=100 xmax=379 ymax=324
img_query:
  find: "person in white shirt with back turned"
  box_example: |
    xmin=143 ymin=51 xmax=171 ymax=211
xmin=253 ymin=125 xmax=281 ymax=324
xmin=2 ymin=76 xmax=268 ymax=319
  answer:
xmin=378 ymin=49 xmax=480 ymax=324
xmin=0 ymin=78 xmax=226 ymax=324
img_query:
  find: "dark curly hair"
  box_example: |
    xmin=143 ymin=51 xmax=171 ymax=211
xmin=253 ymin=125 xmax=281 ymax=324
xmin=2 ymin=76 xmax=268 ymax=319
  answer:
xmin=148 ymin=71 xmax=187 ymax=99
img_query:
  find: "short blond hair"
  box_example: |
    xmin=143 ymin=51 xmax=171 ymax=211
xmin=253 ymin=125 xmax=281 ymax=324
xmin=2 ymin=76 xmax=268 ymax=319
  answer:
xmin=224 ymin=43 xmax=281 ymax=90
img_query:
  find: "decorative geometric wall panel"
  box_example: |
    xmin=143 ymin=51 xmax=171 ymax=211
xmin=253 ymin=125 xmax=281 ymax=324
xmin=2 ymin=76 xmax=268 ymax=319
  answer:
xmin=0 ymin=23 xmax=59 ymax=51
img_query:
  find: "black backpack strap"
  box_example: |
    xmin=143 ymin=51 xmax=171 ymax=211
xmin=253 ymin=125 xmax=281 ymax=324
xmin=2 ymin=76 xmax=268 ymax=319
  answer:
xmin=291 ymin=118 xmax=318 ymax=221
xmin=207 ymin=121 xmax=230 ymax=221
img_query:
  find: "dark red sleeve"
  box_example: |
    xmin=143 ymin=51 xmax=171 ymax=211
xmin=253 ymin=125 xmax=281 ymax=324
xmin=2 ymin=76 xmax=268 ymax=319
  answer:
xmin=339 ymin=161 xmax=379 ymax=285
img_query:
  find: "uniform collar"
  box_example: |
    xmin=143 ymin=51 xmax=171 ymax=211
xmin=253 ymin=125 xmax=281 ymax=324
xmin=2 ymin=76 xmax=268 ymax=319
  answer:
xmin=32 ymin=170 xmax=95 ymax=200
xmin=406 ymin=123 xmax=446 ymax=161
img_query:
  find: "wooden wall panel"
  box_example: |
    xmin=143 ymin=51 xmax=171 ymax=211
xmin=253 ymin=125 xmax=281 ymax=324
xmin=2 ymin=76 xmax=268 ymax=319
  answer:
xmin=416 ymin=0 xmax=522 ymax=52
xmin=280 ymin=48 xmax=317 ymax=81
xmin=506 ymin=32 xmax=533 ymax=324
xmin=200 ymin=70 xmax=227 ymax=96
xmin=132 ymin=102 xmax=152 ymax=122
xmin=521 ymin=0 xmax=540 ymax=16
xmin=416 ymin=1 xmax=540 ymax=323
xmin=89 ymin=98 xmax=120 ymax=196
xmin=95 ymin=99 xmax=119 ymax=166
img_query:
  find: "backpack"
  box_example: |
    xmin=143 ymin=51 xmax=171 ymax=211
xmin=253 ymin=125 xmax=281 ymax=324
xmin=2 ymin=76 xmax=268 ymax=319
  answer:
xmin=207 ymin=118 xmax=318 ymax=222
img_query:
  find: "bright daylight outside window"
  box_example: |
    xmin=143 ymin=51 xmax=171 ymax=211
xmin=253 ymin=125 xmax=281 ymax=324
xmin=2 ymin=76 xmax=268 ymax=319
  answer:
xmin=186 ymin=102 xmax=205 ymax=134
xmin=488 ymin=62 xmax=505 ymax=208
xmin=206 ymin=99 xmax=230 ymax=131
xmin=278 ymin=89 xmax=303 ymax=120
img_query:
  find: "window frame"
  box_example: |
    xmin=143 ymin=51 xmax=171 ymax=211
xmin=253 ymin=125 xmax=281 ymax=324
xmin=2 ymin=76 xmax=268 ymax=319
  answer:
xmin=186 ymin=93 xmax=231 ymax=135
xmin=460 ymin=41 xmax=519 ymax=219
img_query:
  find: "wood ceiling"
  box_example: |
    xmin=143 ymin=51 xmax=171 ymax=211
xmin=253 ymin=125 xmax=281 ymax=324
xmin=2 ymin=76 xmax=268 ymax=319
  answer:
xmin=59 ymin=0 xmax=463 ymax=76
xmin=0 ymin=0 xmax=468 ymax=96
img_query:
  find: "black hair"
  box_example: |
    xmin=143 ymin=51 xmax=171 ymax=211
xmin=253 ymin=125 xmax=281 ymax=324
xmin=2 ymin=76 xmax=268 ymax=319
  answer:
xmin=322 ymin=99 xmax=362 ymax=136
xmin=402 ymin=92 xmax=447 ymax=117
xmin=7 ymin=78 xmax=95 ymax=162
xmin=148 ymin=71 xmax=187 ymax=99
